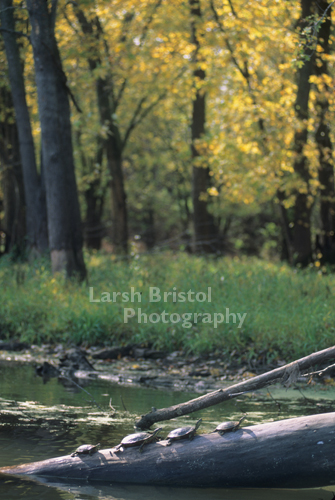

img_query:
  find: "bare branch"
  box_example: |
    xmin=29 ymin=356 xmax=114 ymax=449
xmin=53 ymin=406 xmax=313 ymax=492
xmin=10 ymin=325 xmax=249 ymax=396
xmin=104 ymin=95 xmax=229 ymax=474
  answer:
xmin=209 ymin=0 xmax=248 ymax=81
xmin=114 ymin=77 xmax=127 ymax=109
xmin=227 ymin=0 xmax=238 ymax=18
xmin=122 ymin=65 xmax=187 ymax=149
xmin=136 ymin=346 xmax=335 ymax=429
xmin=0 ymin=27 xmax=30 ymax=39
xmin=139 ymin=0 xmax=162 ymax=46
xmin=122 ymin=95 xmax=148 ymax=149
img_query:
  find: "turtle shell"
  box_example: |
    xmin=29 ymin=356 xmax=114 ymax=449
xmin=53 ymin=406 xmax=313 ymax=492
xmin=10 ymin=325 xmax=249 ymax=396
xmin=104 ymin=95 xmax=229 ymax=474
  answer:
xmin=214 ymin=415 xmax=246 ymax=434
xmin=167 ymin=426 xmax=193 ymax=440
xmin=121 ymin=432 xmax=152 ymax=447
xmin=215 ymin=421 xmax=238 ymax=432
xmin=114 ymin=427 xmax=162 ymax=453
xmin=71 ymin=443 xmax=100 ymax=456
xmin=167 ymin=418 xmax=202 ymax=442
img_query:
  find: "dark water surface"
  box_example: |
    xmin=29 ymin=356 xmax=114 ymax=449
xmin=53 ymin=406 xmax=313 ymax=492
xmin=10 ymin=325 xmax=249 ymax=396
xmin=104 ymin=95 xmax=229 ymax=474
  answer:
xmin=1 ymin=361 xmax=335 ymax=500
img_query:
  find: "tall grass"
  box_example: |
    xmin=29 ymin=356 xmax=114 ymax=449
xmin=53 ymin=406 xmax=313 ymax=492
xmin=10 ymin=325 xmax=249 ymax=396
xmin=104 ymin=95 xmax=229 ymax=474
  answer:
xmin=0 ymin=251 xmax=334 ymax=360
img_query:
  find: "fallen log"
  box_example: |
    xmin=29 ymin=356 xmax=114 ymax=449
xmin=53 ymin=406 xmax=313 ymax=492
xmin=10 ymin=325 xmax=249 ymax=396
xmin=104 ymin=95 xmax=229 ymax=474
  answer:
xmin=136 ymin=345 xmax=335 ymax=429
xmin=2 ymin=412 xmax=335 ymax=488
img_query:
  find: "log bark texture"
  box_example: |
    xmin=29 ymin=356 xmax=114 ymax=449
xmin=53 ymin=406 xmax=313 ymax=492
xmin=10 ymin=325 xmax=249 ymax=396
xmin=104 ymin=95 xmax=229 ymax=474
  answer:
xmin=1 ymin=413 xmax=335 ymax=488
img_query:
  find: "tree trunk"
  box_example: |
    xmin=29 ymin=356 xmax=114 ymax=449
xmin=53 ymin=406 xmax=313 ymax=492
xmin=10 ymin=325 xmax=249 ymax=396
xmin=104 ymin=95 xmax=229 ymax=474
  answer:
xmin=190 ymin=0 xmax=218 ymax=254
xmin=0 ymin=90 xmax=26 ymax=254
xmin=75 ymin=131 xmax=106 ymax=250
xmin=0 ymin=0 xmax=48 ymax=255
xmin=104 ymin=125 xmax=128 ymax=254
xmin=74 ymin=9 xmax=128 ymax=254
xmin=313 ymin=1 xmax=335 ymax=263
xmin=292 ymin=0 xmax=315 ymax=266
xmin=26 ymin=0 xmax=86 ymax=279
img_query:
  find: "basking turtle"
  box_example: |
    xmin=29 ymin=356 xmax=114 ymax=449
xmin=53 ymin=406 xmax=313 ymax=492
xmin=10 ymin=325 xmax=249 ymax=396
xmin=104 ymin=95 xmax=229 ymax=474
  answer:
xmin=71 ymin=443 xmax=100 ymax=457
xmin=166 ymin=418 xmax=202 ymax=446
xmin=113 ymin=427 xmax=162 ymax=453
xmin=211 ymin=415 xmax=246 ymax=435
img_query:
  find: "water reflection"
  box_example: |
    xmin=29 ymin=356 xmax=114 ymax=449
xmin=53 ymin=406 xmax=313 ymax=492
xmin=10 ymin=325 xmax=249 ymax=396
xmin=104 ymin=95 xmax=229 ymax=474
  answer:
xmin=1 ymin=475 xmax=335 ymax=500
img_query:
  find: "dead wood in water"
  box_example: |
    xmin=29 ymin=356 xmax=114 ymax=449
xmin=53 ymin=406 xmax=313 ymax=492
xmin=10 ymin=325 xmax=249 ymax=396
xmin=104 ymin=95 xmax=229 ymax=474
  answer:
xmin=136 ymin=345 xmax=335 ymax=429
xmin=2 ymin=413 xmax=335 ymax=488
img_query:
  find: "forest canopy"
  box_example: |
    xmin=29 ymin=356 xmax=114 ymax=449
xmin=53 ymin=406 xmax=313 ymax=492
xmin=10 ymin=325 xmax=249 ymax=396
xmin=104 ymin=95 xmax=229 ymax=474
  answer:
xmin=0 ymin=0 xmax=335 ymax=274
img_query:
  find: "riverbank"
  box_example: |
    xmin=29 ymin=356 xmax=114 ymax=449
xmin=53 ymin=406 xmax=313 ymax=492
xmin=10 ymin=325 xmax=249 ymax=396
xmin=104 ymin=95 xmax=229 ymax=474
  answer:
xmin=1 ymin=341 xmax=332 ymax=395
xmin=1 ymin=251 xmax=334 ymax=364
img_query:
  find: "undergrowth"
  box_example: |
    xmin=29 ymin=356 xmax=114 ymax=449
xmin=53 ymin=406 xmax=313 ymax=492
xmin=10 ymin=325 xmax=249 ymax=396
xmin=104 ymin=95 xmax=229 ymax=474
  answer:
xmin=0 ymin=251 xmax=334 ymax=361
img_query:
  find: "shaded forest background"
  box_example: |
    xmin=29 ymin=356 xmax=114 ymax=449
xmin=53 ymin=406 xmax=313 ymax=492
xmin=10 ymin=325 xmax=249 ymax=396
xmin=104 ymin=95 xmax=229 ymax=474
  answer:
xmin=1 ymin=0 xmax=335 ymax=276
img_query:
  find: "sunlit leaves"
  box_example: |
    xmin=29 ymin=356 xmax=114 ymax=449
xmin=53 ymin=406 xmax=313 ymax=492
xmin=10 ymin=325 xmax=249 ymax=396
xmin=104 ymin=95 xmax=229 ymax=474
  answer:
xmin=3 ymin=0 xmax=334 ymax=240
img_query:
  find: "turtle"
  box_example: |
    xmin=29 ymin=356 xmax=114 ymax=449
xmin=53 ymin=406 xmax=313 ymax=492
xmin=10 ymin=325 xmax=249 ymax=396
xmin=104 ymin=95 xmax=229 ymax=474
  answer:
xmin=211 ymin=415 xmax=246 ymax=435
xmin=165 ymin=418 xmax=202 ymax=446
xmin=71 ymin=443 xmax=100 ymax=457
xmin=112 ymin=427 xmax=162 ymax=453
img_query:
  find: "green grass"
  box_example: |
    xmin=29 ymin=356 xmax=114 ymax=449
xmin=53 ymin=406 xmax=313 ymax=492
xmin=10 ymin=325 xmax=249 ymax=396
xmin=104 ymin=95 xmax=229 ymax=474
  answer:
xmin=0 ymin=251 xmax=334 ymax=361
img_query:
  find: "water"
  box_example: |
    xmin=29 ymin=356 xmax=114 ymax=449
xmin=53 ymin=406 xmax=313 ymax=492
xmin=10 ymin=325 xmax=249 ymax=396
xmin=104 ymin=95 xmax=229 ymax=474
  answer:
xmin=1 ymin=361 xmax=335 ymax=499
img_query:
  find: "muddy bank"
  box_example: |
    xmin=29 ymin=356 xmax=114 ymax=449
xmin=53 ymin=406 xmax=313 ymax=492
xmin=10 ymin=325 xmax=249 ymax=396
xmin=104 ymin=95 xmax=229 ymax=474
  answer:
xmin=0 ymin=342 xmax=321 ymax=394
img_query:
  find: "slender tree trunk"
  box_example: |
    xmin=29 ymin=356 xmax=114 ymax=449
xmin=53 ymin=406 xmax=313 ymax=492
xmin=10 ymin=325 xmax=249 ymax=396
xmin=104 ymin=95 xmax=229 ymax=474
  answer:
xmin=80 ymin=138 xmax=106 ymax=250
xmin=292 ymin=0 xmax=315 ymax=266
xmin=104 ymin=112 xmax=128 ymax=254
xmin=0 ymin=90 xmax=26 ymax=254
xmin=75 ymin=129 xmax=106 ymax=250
xmin=190 ymin=0 xmax=218 ymax=253
xmin=74 ymin=9 xmax=128 ymax=254
xmin=84 ymin=181 xmax=105 ymax=250
xmin=26 ymin=0 xmax=86 ymax=279
xmin=141 ymin=206 xmax=155 ymax=249
xmin=313 ymin=1 xmax=335 ymax=263
xmin=97 ymin=76 xmax=128 ymax=253
xmin=0 ymin=0 xmax=48 ymax=255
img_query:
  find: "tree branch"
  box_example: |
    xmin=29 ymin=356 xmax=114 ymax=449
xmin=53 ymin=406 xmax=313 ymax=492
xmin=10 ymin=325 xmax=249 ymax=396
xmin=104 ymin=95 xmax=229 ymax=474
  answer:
xmin=0 ymin=27 xmax=30 ymax=39
xmin=121 ymin=96 xmax=148 ymax=149
xmin=114 ymin=78 xmax=127 ymax=110
xmin=122 ymin=66 xmax=187 ymax=149
xmin=227 ymin=0 xmax=238 ymax=18
xmin=136 ymin=345 xmax=335 ymax=429
xmin=139 ymin=0 xmax=162 ymax=46
xmin=209 ymin=0 xmax=248 ymax=81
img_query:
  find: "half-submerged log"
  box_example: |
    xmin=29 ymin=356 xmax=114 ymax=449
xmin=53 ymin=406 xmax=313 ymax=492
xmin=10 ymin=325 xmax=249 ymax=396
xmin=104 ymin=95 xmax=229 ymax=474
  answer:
xmin=1 ymin=412 xmax=335 ymax=488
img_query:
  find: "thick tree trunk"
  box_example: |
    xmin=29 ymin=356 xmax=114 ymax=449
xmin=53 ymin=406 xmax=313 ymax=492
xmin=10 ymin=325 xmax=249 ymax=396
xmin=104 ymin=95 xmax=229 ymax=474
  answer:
xmin=0 ymin=0 xmax=48 ymax=255
xmin=2 ymin=413 xmax=335 ymax=489
xmin=313 ymin=1 xmax=335 ymax=263
xmin=190 ymin=0 xmax=218 ymax=254
xmin=26 ymin=0 xmax=86 ymax=279
xmin=292 ymin=0 xmax=315 ymax=266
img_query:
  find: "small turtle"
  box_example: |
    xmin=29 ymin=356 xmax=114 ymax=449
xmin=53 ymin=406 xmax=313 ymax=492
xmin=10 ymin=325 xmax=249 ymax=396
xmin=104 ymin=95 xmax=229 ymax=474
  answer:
xmin=71 ymin=443 xmax=100 ymax=457
xmin=113 ymin=427 xmax=162 ymax=453
xmin=166 ymin=418 xmax=202 ymax=446
xmin=211 ymin=415 xmax=246 ymax=435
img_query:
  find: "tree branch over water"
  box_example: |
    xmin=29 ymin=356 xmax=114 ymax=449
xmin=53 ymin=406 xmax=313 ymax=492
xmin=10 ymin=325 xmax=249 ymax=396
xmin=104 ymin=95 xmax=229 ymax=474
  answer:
xmin=136 ymin=345 xmax=335 ymax=429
